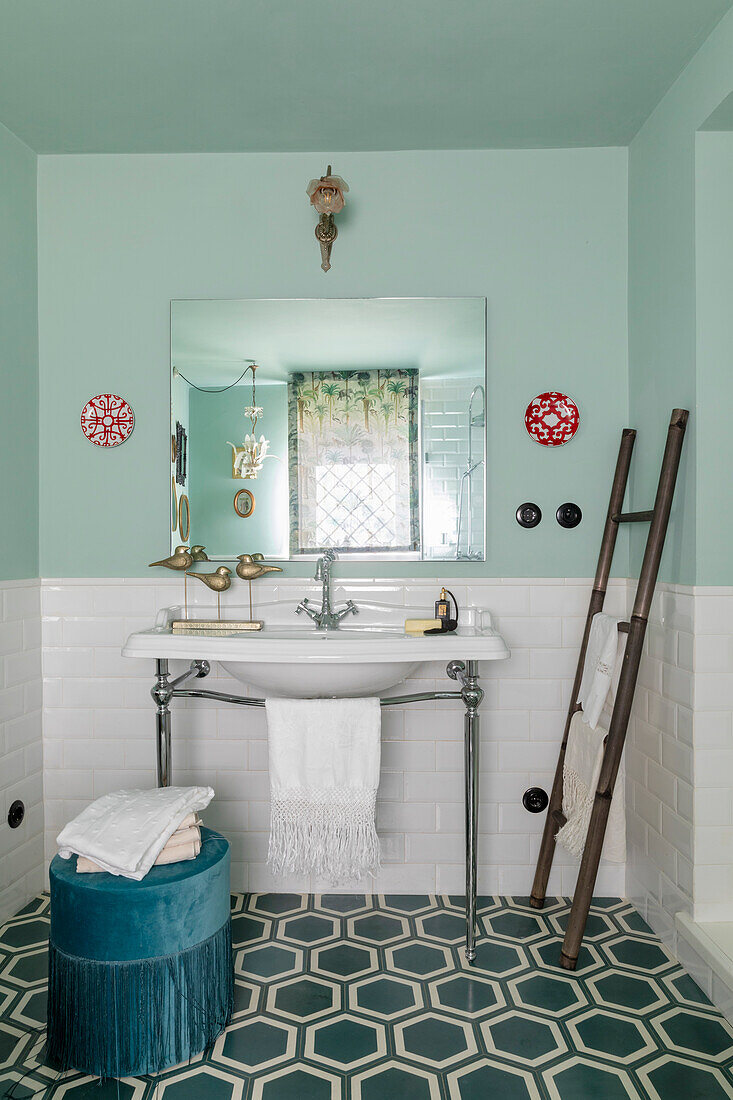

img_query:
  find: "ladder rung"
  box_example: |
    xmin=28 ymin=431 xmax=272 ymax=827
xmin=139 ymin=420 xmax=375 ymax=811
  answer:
xmin=612 ymin=510 xmax=654 ymax=523
xmin=617 ymin=621 xmax=630 ymax=633
xmin=552 ymin=810 xmax=567 ymax=827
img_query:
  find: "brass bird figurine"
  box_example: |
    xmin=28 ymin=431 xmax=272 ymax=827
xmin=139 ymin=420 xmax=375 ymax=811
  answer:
xmin=186 ymin=565 xmax=232 ymax=593
xmin=235 ymin=554 xmax=283 ymax=581
xmin=186 ymin=565 xmax=232 ymax=619
xmin=190 ymin=545 xmax=209 ymax=562
xmin=149 ymin=546 xmax=193 ymax=571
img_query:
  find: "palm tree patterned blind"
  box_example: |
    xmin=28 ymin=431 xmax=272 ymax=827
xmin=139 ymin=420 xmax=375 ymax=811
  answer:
xmin=287 ymin=369 xmax=420 ymax=554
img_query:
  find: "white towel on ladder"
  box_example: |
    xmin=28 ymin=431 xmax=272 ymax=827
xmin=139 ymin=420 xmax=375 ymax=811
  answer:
xmin=265 ymin=697 xmax=382 ymax=882
xmin=577 ymin=613 xmax=621 ymax=729
xmin=555 ymin=711 xmax=626 ymax=863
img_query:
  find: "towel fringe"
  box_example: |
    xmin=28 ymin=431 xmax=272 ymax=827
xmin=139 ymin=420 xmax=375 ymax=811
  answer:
xmin=268 ymin=787 xmax=381 ymax=883
xmin=555 ymin=766 xmax=594 ymax=861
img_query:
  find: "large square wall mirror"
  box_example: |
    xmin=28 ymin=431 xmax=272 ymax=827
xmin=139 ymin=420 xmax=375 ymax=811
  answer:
xmin=170 ymin=298 xmax=486 ymax=561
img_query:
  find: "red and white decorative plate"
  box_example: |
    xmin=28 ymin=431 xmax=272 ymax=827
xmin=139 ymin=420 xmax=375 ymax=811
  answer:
xmin=80 ymin=394 xmax=134 ymax=447
xmin=525 ymin=391 xmax=579 ymax=447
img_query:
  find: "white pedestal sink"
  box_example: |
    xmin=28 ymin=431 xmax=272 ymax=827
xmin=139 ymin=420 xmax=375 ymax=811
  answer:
xmin=123 ymin=596 xmax=509 ymax=698
xmin=123 ymin=593 xmax=509 ymax=964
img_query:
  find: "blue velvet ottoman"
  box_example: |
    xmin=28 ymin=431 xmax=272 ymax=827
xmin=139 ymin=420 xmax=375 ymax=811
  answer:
xmin=47 ymin=827 xmax=233 ymax=1078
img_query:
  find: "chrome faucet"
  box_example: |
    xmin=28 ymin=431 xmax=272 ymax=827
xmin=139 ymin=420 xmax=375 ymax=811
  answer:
xmin=295 ymin=549 xmax=358 ymax=629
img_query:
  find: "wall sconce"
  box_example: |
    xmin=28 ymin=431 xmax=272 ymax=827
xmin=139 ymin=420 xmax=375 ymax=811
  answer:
xmin=306 ymin=165 xmax=349 ymax=272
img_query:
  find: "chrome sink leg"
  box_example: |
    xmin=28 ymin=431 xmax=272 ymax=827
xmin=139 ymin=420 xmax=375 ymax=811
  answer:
xmin=448 ymin=659 xmax=484 ymax=963
xmin=152 ymin=659 xmax=172 ymax=788
xmin=151 ymin=659 xmax=210 ymax=787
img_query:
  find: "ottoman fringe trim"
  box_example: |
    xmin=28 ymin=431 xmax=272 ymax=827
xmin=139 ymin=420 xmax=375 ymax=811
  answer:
xmin=47 ymin=918 xmax=233 ymax=1079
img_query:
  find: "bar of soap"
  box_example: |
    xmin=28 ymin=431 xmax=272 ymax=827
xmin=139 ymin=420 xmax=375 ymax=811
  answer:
xmin=404 ymin=618 xmax=442 ymax=635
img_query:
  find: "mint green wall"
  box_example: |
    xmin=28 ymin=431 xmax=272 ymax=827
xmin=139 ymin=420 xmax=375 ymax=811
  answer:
xmin=37 ymin=149 xmax=628 ymax=579
xmin=188 ymin=385 xmax=289 ymax=558
xmin=628 ymin=5 xmax=733 ymax=585
xmin=695 ymin=132 xmax=733 ymax=585
xmin=0 ymin=123 xmax=38 ymax=580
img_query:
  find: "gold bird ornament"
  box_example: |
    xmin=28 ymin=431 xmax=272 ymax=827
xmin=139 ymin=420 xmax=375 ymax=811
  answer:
xmin=149 ymin=546 xmax=193 ymax=571
xmin=236 ymin=554 xmax=283 ymax=620
xmin=190 ymin=545 xmax=209 ymax=562
xmin=235 ymin=554 xmax=283 ymax=581
xmin=186 ymin=566 xmax=232 ymax=620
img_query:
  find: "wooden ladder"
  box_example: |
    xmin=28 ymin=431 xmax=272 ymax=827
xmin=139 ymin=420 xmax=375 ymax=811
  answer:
xmin=529 ymin=408 xmax=689 ymax=969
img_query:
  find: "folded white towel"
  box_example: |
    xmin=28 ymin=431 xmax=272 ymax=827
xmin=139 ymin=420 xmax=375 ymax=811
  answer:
xmin=555 ymin=711 xmax=625 ymax=863
xmin=57 ymin=787 xmax=214 ymax=880
xmin=578 ymin=613 xmax=621 ymax=729
xmin=265 ymin=698 xmax=381 ymax=883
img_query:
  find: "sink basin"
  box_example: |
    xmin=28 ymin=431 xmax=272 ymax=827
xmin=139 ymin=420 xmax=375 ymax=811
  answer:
xmin=122 ymin=596 xmax=510 ymax=697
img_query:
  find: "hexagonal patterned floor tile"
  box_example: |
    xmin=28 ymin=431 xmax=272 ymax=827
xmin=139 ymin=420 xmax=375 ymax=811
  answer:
xmin=352 ymin=1061 xmax=440 ymax=1100
xmin=417 ymin=912 xmax=467 ymax=944
xmin=544 ymin=1057 xmax=639 ymax=1099
xmin=4 ymin=891 xmax=733 ymax=1099
xmin=651 ymin=1006 xmax=733 ymax=1061
xmin=483 ymin=911 xmax=545 ymax=943
xmin=215 ymin=1017 xmax=296 ymax=1072
xmin=312 ymin=940 xmax=377 ymax=980
xmin=316 ymin=893 xmax=368 ymax=915
xmin=350 ymin=974 xmax=422 ymax=1019
xmin=387 ymin=941 xmax=453 ymax=979
xmin=249 ymin=893 xmax=306 ymax=918
xmin=235 ymin=943 xmax=302 ymax=981
xmin=447 ymin=1058 xmax=540 ymax=1099
xmin=482 ymin=1010 xmax=566 ymax=1067
xmin=509 ymin=972 xmax=587 ymax=1017
xmin=395 ymin=1012 xmax=477 ymax=1068
xmin=305 ymin=1013 xmax=386 ymax=1069
xmin=380 ymin=894 xmax=434 ymax=914
xmin=156 ymin=1065 xmax=244 ymax=1100
xmin=0 ymin=918 xmax=50 ymax=952
xmin=586 ymin=968 xmax=666 ymax=1015
xmin=267 ymin=975 xmax=340 ymax=1021
xmin=280 ymin=913 xmax=338 ymax=946
xmin=638 ymin=1054 xmax=733 ymax=1100
xmin=349 ymin=911 xmax=409 ymax=945
xmin=463 ymin=938 xmax=528 ymax=977
xmin=252 ymin=1064 xmax=341 ymax=1099
xmin=603 ymin=934 xmax=674 ymax=974
xmin=549 ymin=909 xmax=616 ymax=941
xmin=568 ymin=1007 xmax=656 ymax=1064
xmin=230 ymin=912 xmax=270 ymax=947
xmin=430 ymin=973 xmax=505 ymax=1018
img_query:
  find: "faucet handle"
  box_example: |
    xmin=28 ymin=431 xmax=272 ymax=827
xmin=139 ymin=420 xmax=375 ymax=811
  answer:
xmin=335 ymin=600 xmax=358 ymax=621
xmin=295 ymin=598 xmax=311 ymax=615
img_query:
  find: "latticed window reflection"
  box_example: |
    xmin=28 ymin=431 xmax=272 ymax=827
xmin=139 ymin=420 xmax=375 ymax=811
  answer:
xmin=288 ymin=368 xmax=420 ymax=554
xmin=314 ymin=464 xmax=398 ymax=548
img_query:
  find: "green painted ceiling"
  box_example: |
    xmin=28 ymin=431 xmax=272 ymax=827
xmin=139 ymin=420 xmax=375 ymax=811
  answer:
xmin=701 ymin=90 xmax=733 ymax=129
xmin=0 ymin=0 xmax=730 ymax=152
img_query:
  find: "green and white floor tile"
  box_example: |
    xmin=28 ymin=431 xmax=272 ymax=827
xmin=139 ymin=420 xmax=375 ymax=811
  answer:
xmin=2 ymin=893 xmax=733 ymax=1098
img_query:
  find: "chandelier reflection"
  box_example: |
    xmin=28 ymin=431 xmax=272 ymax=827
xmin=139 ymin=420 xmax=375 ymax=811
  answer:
xmin=227 ymin=364 xmax=275 ymax=480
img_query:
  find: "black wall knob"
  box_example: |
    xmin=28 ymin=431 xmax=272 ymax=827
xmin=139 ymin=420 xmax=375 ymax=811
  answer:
xmin=556 ymin=502 xmax=582 ymax=529
xmin=516 ymin=503 xmax=542 ymax=529
xmin=8 ymin=800 xmax=25 ymax=829
xmin=522 ymin=787 xmax=549 ymax=814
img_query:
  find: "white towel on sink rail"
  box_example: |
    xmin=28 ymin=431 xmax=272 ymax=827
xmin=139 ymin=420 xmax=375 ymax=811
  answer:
xmin=265 ymin=698 xmax=381 ymax=883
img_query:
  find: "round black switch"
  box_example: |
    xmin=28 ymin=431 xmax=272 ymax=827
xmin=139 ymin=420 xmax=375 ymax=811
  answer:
xmin=516 ymin=503 xmax=542 ymax=529
xmin=522 ymin=788 xmax=549 ymax=814
xmin=556 ymin=502 xmax=582 ymax=529
xmin=8 ymin=800 xmax=25 ymax=829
